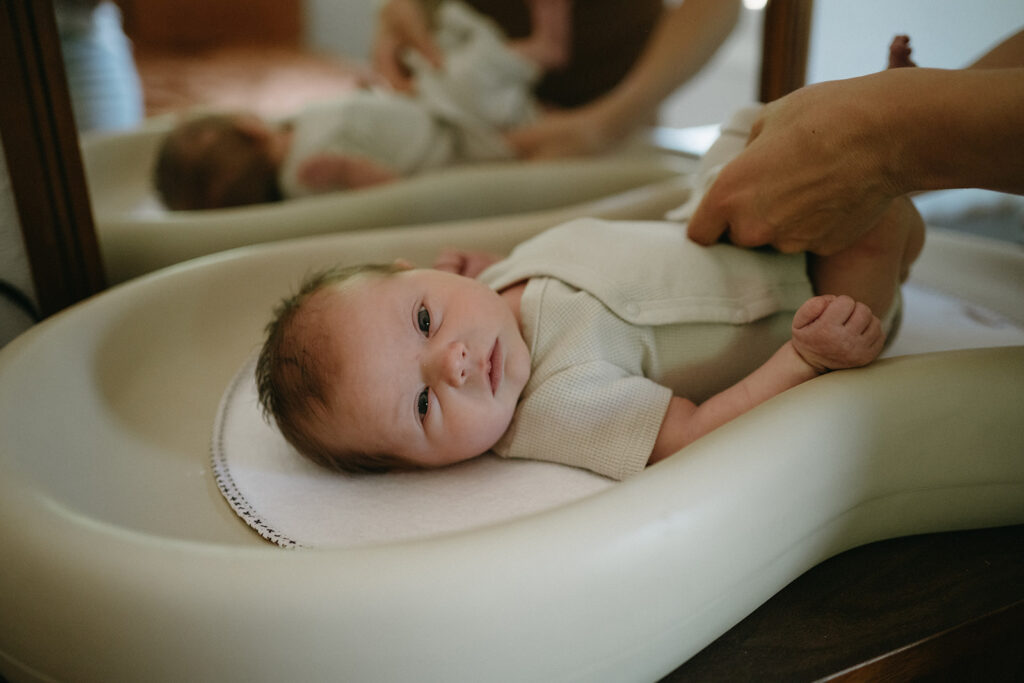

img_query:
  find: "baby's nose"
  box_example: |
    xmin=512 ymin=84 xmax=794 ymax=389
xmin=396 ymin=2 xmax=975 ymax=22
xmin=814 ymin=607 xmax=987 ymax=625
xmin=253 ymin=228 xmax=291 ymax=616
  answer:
xmin=432 ymin=341 xmax=468 ymax=387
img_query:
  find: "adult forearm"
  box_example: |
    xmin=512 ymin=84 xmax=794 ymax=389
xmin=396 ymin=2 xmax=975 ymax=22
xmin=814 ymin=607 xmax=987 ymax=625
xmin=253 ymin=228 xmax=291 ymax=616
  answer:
xmin=968 ymin=28 xmax=1024 ymax=69
xmin=595 ymin=0 xmax=741 ymax=137
xmin=879 ymin=67 xmax=1024 ymax=196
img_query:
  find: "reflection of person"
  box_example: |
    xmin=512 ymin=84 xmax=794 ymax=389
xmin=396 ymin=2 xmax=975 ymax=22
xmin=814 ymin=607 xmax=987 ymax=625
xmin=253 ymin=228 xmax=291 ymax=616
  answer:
xmin=687 ymin=29 xmax=1024 ymax=256
xmin=373 ymin=0 xmax=742 ymax=159
xmin=255 ymin=110 xmax=924 ymax=480
xmin=54 ymin=0 xmax=144 ymax=132
xmin=153 ymin=0 xmax=568 ymax=209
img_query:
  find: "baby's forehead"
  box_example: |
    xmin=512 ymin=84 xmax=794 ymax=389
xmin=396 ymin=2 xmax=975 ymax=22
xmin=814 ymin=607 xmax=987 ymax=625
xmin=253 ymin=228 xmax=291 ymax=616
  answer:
xmin=310 ymin=272 xmax=385 ymax=307
xmin=294 ymin=285 xmax=347 ymax=338
xmin=298 ymin=275 xmax=386 ymax=340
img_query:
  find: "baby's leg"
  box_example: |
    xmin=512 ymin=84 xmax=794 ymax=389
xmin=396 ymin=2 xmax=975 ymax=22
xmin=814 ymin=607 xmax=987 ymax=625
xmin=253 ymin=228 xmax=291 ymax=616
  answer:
xmin=509 ymin=0 xmax=571 ymax=71
xmin=808 ymin=34 xmax=925 ymax=320
xmin=807 ymin=195 xmax=925 ymax=322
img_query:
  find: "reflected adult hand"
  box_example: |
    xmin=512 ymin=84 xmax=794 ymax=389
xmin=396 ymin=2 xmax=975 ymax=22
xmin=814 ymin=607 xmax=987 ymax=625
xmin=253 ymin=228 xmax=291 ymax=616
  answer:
xmin=686 ymin=78 xmax=900 ymax=256
xmin=505 ymin=105 xmax=624 ymax=159
xmin=371 ymin=0 xmax=444 ymax=92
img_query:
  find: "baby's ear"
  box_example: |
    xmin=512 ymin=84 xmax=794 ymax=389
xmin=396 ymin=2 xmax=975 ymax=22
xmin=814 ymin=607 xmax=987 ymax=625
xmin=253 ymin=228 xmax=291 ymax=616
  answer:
xmin=392 ymin=258 xmax=414 ymax=270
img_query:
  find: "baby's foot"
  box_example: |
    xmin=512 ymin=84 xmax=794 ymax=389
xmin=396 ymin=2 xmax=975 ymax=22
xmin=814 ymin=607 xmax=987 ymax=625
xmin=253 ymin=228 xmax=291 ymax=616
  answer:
xmin=888 ymin=35 xmax=916 ymax=69
xmin=511 ymin=0 xmax=571 ymax=70
xmin=791 ymin=295 xmax=885 ymax=373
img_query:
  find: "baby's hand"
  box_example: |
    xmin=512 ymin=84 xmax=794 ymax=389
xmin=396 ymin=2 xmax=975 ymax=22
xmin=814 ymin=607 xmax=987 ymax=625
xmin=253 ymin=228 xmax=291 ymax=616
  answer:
xmin=791 ymin=295 xmax=884 ymax=373
xmin=433 ymin=248 xmax=503 ymax=278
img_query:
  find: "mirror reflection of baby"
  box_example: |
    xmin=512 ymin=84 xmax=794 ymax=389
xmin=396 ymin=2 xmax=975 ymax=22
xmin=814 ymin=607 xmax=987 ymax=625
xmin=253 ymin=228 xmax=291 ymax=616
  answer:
xmin=153 ymin=0 xmax=570 ymax=210
xmin=255 ymin=107 xmax=925 ymax=480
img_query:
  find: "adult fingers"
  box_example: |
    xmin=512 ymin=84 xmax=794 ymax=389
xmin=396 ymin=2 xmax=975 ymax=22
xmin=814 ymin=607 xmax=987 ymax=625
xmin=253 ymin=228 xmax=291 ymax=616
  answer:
xmin=371 ymin=0 xmax=442 ymax=90
xmin=371 ymin=36 xmax=414 ymax=91
xmin=504 ymin=126 xmax=539 ymax=158
xmin=505 ymin=125 xmax=568 ymax=160
xmin=685 ymin=180 xmax=732 ymax=246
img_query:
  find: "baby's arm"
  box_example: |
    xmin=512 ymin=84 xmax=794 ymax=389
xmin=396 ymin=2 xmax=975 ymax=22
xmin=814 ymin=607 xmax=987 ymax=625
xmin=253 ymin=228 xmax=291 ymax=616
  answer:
xmin=648 ymin=295 xmax=883 ymax=465
xmin=296 ymin=153 xmax=399 ymax=192
xmin=507 ymin=0 xmax=571 ymax=71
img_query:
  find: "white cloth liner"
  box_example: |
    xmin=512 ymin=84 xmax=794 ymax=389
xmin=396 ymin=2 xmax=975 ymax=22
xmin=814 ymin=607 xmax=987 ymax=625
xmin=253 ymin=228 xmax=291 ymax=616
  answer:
xmin=212 ymin=355 xmax=610 ymax=549
xmin=212 ymin=281 xmax=1024 ymax=549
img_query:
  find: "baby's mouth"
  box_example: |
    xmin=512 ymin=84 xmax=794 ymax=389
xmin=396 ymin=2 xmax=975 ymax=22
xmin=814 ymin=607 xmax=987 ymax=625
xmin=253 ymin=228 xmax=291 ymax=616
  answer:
xmin=489 ymin=339 xmax=502 ymax=395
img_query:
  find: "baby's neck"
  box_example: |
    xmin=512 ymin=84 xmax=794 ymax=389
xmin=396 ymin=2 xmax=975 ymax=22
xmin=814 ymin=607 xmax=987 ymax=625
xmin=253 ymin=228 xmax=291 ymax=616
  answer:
xmin=499 ymin=280 xmax=527 ymax=328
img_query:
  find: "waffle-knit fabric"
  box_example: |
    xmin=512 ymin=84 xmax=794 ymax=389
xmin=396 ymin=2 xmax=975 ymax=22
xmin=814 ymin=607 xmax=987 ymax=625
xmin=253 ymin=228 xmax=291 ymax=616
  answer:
xmin=479 ymin=219 xmax=812 ymax=479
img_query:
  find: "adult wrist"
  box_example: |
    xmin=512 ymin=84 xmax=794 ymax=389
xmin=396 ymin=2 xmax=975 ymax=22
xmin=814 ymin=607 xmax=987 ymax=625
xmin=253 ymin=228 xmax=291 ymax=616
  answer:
xmin=855 ymin=70 xmax=917 ymax=200
xmin=872 ymin=67 xmax=1024 ymax=197
xmin=589 ymin=92 xmax=649 ymax=147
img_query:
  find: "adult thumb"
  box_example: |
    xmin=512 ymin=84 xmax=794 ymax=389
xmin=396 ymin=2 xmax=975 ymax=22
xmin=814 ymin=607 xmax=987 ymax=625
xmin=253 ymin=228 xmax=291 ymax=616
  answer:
xmin=686 ymin=185 xmax=729 ymax=246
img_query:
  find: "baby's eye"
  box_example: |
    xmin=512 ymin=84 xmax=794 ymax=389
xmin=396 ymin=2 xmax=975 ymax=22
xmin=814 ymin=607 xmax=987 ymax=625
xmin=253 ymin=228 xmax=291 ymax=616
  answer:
xmin=417 ymin=388 xmax=430 ymax=421
xmin=417 ymin=306 xmax=430 ymax=335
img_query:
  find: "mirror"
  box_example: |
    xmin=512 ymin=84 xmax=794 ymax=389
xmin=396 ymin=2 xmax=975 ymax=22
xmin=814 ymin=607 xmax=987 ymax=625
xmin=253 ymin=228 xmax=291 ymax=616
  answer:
xmin=4 ymin=0 xmax=807 ymax=321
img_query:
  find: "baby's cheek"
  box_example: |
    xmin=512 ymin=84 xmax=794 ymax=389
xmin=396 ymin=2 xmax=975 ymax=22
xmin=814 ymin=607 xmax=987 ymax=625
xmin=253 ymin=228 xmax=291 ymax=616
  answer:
xmin=462 ymin=406 xmax=511 ymax=458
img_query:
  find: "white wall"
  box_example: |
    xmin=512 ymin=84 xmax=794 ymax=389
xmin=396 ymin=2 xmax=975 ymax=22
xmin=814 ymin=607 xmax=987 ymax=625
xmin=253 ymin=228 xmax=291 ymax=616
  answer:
xmin=662 ymin=0 xmax=1024 ymax=128
xmin=808 ymin=0 xmax=1024 ymax=82
xmin=659 ymin=5 xmax=763 ymax=128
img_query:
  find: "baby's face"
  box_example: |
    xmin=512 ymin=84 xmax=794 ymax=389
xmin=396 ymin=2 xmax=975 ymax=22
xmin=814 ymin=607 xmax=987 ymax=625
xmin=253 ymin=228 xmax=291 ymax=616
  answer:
xmin=308 ymin=269 xmax=530 ymax=468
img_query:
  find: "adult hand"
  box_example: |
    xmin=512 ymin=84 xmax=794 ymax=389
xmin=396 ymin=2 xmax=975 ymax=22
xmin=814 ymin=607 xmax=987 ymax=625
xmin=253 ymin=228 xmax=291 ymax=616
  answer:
xmin=371 ymin=0 xmax=444 ymax=92
xmin=686 ymin=78 xmax=900 ymax=255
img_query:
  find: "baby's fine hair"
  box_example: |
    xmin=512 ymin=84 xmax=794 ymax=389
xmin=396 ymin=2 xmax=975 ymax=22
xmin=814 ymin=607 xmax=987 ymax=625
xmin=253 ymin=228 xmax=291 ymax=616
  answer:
xmin=153 ymin=114 xmax=282 ymax=210
xmin=256 ymin=262 xmax=413 ymax=474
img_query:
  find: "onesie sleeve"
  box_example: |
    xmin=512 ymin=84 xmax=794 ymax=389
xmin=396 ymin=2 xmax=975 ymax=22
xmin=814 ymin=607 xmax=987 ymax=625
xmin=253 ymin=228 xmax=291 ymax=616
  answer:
xmin=499 ymin=362 xmax=673 ymax=481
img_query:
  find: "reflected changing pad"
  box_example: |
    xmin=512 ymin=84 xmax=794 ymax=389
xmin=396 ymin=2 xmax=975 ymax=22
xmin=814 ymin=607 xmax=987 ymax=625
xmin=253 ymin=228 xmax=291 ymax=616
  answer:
xmin=212 ymin=281 xmax=1024 ymax=549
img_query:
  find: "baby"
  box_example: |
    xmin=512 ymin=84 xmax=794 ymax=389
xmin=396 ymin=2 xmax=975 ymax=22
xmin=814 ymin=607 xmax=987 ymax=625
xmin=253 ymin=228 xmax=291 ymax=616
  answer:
xmin=153 ymin=0 xmax=570 ymax=210
xmin=255 ymin=104 xmax=925 ymax=480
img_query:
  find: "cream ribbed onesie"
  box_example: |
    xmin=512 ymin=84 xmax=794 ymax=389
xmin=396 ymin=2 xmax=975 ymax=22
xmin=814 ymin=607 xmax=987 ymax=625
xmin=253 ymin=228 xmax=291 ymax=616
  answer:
xmin=478 ymin=218 xmax=813 ymax=480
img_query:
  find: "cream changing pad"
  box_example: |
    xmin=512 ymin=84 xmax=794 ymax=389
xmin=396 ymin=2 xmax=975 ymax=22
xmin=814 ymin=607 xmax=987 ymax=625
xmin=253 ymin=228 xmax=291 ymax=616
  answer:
xmin=212 ymin=279 xmax=1024 ymax=549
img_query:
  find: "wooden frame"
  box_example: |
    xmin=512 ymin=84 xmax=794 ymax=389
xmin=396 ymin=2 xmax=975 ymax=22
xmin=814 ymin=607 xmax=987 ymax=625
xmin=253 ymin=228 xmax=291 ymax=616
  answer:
xmin=0 ymin=0 xmax=105 ymax=318
xmin=760 ymin=0 xmax=814 ymax=102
